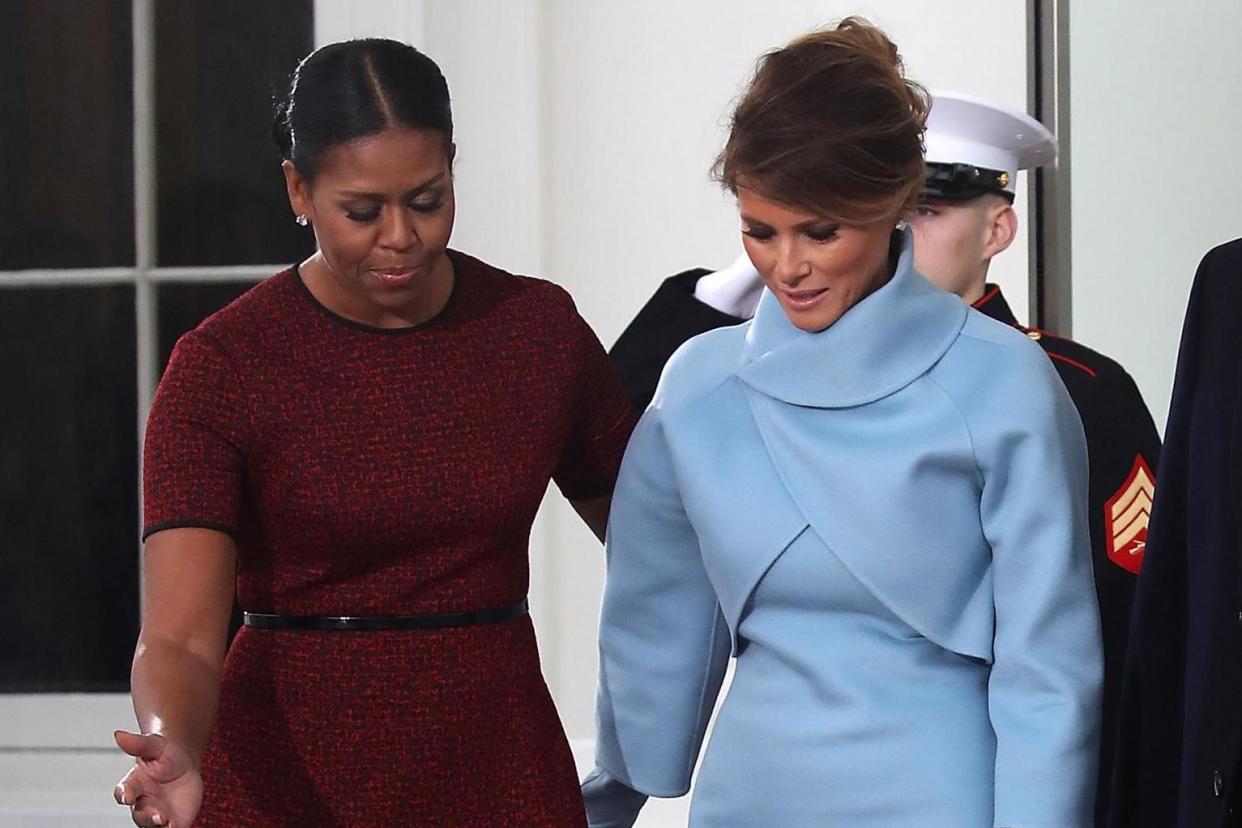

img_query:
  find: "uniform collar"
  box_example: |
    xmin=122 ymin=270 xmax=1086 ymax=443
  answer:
xmin=739 ymin=228 xmax=967 ymax=408
xmin=972 ymin=283 xmax=1020 ymax=328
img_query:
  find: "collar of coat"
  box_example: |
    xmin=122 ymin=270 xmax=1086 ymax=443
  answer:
xmin=972 ymin=283 xmax=1021 ymax=328
xmin=739 ymin=228 xmax=968 ymax=409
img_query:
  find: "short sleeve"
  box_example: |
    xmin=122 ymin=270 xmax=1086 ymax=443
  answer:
xmin=142 ymin=330 xmax=250 ymax=540
xmin=552 ymin=301 xmax=638 ymax=501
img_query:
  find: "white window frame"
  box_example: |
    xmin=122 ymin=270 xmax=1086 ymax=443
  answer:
xmin=0 ymin=0 xmax=299 ymax=755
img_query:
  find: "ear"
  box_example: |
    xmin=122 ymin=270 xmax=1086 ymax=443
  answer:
xmin=982 ymin=201 xmax=1018 ymax=260
xmin=282 ymin=160 xmax=313 ymax=221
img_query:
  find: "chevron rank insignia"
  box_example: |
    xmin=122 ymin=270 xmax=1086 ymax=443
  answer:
xmin=1104 ymin=456 xmax=1155 ymax=574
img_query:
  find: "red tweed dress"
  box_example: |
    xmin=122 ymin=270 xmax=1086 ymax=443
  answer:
xmin=142 ymin=250 xmax=636 ymax=827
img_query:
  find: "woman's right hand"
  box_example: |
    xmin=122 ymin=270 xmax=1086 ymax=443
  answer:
xmin=113 ymin=730 xmax=203 ymax=828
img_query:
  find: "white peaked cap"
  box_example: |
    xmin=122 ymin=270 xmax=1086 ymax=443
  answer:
xmin=924 ymin=90 xmax=1057 ymax=194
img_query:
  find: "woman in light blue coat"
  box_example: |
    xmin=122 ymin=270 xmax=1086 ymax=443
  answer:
xmin=583 ymin=19 xmax=1102 ymax=828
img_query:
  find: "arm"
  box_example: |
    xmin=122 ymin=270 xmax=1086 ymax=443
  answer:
xmin=979 ymin=356 xmax=1103 ymax=828
xmin=585 ymin=409 xmax=731 ymax=826
xmin=114 ymin=528 xmax=236 ymax=827
xmin=116 ymin=330 xmax=248 ymax=827
xmin=130 ymin=528 xmax=236 ymax=761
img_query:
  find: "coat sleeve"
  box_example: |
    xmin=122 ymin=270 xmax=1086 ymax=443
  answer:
xmin=973 ymin=349 xmax=1104 ymax=828
xmin=591 ymin=404 xmax=732 ymax=799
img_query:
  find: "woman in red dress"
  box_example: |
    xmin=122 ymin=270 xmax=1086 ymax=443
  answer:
xmin=112 ymin=39 xmax=634 ymax=827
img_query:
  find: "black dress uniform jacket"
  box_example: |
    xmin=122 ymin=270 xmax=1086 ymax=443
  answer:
xmin=1110 ymin=239 xmax=1242 ymax=828
xmin=611 ymin=272 xmax=1161 ymax=827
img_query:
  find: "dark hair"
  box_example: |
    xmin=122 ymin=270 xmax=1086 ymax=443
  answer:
xmin=272 ymin=38 xmax=453 ymax=180
xmin=713 ymin=17 xmax=928 ymax=224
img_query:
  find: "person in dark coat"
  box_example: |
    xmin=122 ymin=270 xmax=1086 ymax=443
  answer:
xmin=1109 ymin=238 xmax=1242 ymax=828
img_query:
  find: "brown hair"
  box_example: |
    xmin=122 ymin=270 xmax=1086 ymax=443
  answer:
xmin=713 ymin=17 xmax=929 ymax=224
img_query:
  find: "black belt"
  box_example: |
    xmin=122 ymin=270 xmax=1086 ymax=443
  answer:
xmin=242 ymin=598 xmax=529 ymax=631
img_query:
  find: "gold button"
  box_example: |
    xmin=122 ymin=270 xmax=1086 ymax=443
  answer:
xmin=998 ymin=172 xmax=1011 ymax=188
xmin=1026 ymin=330 xmax=1042 ymax=341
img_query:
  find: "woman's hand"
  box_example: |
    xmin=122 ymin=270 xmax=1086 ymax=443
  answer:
xmin=113 ymin=730 xmax=203 ymax=828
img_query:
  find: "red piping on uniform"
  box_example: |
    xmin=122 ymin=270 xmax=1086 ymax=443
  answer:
xmin=1046 ymin=351 xmax=1098 ymax=378
xmin=972 ymin=286 xmax=1000 ymax=309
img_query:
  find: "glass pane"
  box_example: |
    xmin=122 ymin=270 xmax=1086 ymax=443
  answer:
xmin=157 ymin=281 xmax=259 ymax=373
xmin=155 ymin=0 xmax=314 ymax=266
xmin=0 ymin=286 xmax=138 ymax=692
xmin=0 ymin=1 xmax=134 ymax=270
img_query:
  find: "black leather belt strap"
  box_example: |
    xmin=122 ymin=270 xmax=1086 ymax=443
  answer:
xmin=242 ymin=598 xmax=529 ymax=631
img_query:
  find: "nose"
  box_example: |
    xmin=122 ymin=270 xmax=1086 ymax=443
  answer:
xmin=378 ymin=207 xmax=418 ymax=252
xmin=771 ymin=239 xmax=810 ymax=287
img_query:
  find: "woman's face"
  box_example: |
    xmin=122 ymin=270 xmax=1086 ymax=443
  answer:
xmin=737 ymin=188 xmax=898 ymax=333
xmin=284 ymin=126 xmax=456 ymax=328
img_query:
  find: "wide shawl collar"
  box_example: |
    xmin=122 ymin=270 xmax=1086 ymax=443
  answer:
xmin=707 ymin=231 xmax=995 ymax=661
xmin=738 ymin=229 xmax=966 ymax=408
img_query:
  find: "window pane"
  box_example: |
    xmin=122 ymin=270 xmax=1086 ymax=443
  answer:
xmin=157 ymin=281 xmax=259 ymax=372
xmin=0 ymin=286 xmax=138 ymax=692
xmin=0 ymin=1 xmax=134 ymax=270
xmin=155 ymin=0 xmax=314 ymax=267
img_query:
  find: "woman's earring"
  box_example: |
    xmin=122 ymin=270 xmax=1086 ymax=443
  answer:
xmin=895 ymin=218 xmax=909 ymax=231
xmin=296 ymin=214 xmax=309 ymax=227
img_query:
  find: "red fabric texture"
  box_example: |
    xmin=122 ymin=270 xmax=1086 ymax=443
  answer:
xmin=142 ymin=250 xmax=635 ymax=826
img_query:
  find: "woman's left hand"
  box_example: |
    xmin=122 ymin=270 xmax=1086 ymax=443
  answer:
xmin=113 ymin=730 xmax=203 ymax=828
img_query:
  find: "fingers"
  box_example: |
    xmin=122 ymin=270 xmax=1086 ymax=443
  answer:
xmin=114 ymin=768 xmax=152 ymax=807
xmin=129 ymin=794 xmax=169 ymax=827
xmin=114 ymin=769 xmax=168 ymax=826
xmin=114 ymin=729 xmax=167 ymax=762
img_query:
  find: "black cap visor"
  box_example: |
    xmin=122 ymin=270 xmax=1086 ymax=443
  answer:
xmin=922 ymin=162 xmax=1015 ymax=202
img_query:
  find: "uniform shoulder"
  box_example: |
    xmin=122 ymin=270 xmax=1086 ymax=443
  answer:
xmin=651 ymin=322 xmax=749 ymax=411
xmin=661 ymin=267 xmax=714 ymax=294
xmin=1025 ymin=328 xmax=1132 ymax=383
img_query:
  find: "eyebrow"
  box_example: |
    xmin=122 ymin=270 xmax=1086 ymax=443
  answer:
xmin=739 ymin=213 xmax=836 ymax=230
xmin=337 ymin=173 xmax=446 ymax=201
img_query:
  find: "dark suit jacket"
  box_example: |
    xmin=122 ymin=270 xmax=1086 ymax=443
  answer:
xmin=1110 ymin=238 xmax=1242 ymax=828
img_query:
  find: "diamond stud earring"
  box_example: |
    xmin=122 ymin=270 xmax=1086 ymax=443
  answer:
xmin=296 ymin=214 xmax=309 ymax=227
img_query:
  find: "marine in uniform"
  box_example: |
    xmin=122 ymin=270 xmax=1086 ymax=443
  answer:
xmin=608 ymin=90 xmax=1161 ymax=826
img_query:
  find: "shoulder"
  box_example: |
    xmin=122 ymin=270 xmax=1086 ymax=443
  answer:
xmin=1200 ymin=237 xmax=1242 ymax=275
xmin=931 ymin=310 xmax=1070 ymax=426
xmin=192 ymin=268 xmax=294 ymax=340
xmin=630 ymin=268 xmax=737 ymax=327
xmin=649 ymin=322 xmax=748 ymax=412
xmin=177 ymin=268 xmax=299 ymax=365
xmin=448 ymin=250 xmax=599 ymax=344
xmin=947 ymin=308 xmax=1056 ymax=377
xmin=1186 ymin=238 xmax=1242 ymax=329
xmin=1019 ymin=326 xmax=1131 ymax=390
xmin=611 ymin=267 xmax=744 ymax=364
xmin=448 ymin=248 xmax=567 ymax=309
xmin=660 ymin=267 xmax=715 ymax=296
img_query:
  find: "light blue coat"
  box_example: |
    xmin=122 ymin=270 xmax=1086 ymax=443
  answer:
xmin=591 ymin=233 xmax=1103 ymax=827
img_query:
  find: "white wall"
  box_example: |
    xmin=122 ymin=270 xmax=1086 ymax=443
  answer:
xmin=1070 ymin=1 xmax=1242 ymax=433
